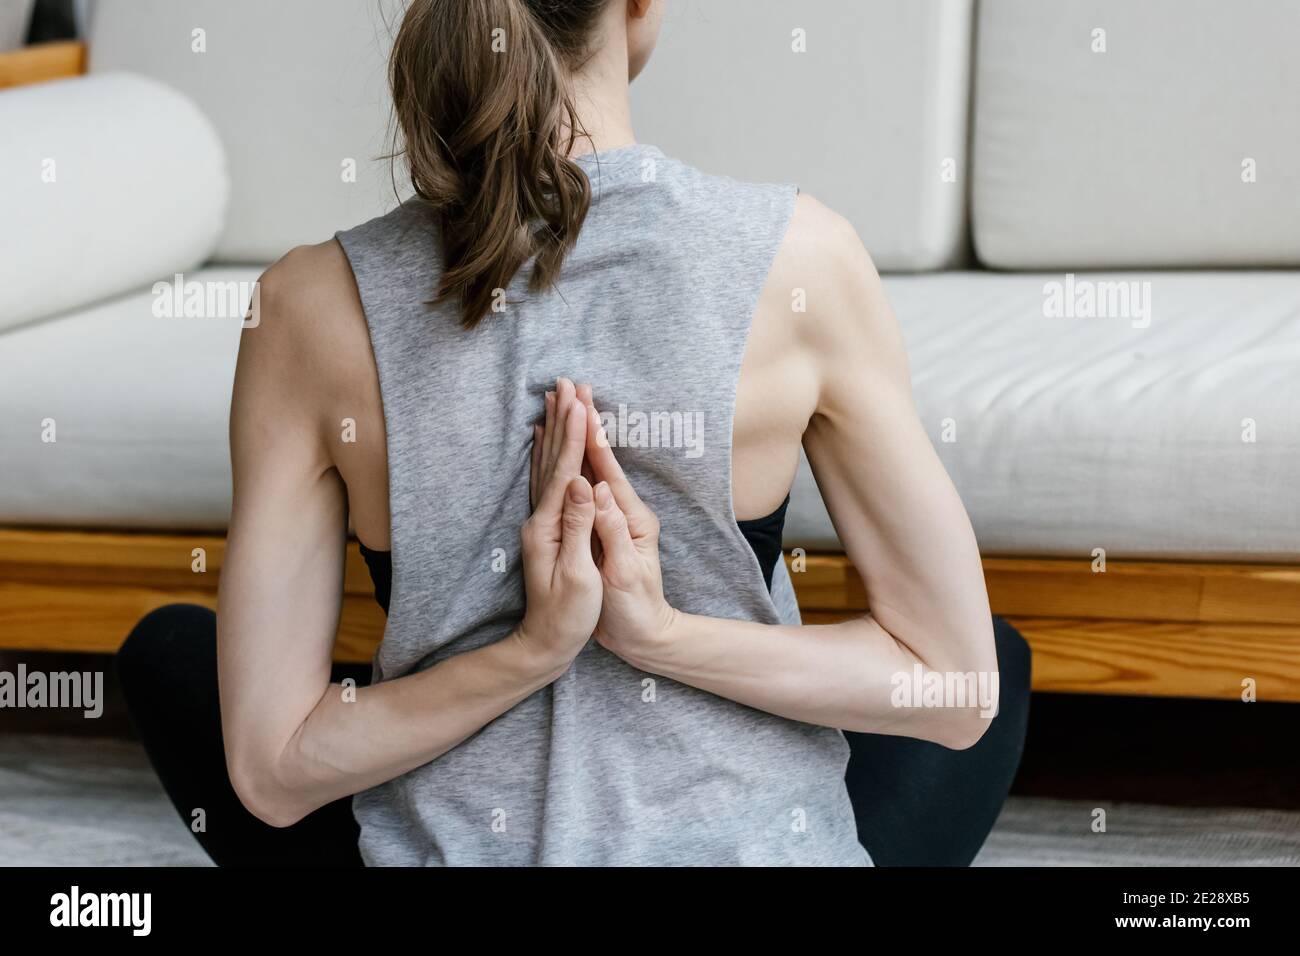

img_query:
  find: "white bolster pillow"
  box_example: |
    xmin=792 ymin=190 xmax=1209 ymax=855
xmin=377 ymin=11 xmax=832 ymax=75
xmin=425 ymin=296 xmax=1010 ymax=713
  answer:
xmin=0 ymin=72 xmax=229 ymax=332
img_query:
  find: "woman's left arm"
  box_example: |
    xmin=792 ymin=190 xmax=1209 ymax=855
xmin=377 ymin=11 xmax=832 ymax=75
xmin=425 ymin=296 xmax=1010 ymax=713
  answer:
xmin=573 ymin=199 xmax=998 ymax=749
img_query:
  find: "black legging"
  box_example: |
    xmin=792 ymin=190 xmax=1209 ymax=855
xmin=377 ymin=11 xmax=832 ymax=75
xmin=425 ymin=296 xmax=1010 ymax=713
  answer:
xmin=116 ymin=605 xmax=1030 ymax=867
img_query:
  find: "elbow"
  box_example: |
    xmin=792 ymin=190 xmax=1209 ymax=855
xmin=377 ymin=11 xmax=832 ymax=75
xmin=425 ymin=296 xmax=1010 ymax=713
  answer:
xmin=933 ymin=707 xmax=994 ymax=751
xmin=227 ymin=750 xmax=309 ymax=829
xmin=930 ymin=627 xmax=1001 ymax=751
xmin=932 ymin=669 xmax=999 ymax=750
xmin=902 ymin=648 xmax=1000 ymax=750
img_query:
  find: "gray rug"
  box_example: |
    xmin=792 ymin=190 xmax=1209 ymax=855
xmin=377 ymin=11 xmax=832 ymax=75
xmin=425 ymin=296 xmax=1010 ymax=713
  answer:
xmin=975 ymin=798 xmax=1300 ymax=866
xmin=0 ymin=734 xmax=210 ymax=867
xmin=1 ymin=734 xmax=1296 ymax=866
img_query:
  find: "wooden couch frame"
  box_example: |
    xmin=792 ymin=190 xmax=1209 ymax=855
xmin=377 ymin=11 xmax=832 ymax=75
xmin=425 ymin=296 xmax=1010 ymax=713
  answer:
xmin=2 ymin=527 xmax=1297 ymax=702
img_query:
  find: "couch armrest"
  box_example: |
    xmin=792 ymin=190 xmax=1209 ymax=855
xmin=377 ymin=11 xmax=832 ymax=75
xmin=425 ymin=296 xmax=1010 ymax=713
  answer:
xmin=0 ymin=39 xmax=84 ymax=90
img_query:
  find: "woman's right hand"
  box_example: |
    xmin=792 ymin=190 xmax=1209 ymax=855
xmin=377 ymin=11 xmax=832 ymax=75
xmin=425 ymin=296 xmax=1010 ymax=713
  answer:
xmin=516 ymin=379 xmax=603 ymax=670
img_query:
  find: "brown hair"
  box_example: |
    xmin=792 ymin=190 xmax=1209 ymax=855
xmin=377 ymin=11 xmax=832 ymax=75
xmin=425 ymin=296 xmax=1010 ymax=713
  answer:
xmin=390 ymin=0 xmax=608 ymax=328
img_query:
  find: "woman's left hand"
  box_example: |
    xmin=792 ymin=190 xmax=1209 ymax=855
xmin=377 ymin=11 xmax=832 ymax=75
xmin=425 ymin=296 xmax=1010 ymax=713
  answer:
xmin=530 ymin=384 xmax=680 ymax=669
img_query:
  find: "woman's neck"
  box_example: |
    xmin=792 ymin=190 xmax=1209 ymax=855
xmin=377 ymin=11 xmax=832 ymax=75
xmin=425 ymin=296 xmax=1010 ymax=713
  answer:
xmin=566 ymin=37 xmax=637 ymax=158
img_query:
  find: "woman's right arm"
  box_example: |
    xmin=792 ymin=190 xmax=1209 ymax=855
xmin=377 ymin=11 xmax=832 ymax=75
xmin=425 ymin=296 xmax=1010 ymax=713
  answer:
xmin=217 ymin=251 xmax=601 ymax=827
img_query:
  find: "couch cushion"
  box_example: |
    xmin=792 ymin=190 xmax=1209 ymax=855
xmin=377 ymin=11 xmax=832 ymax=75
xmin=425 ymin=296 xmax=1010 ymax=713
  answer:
xmin=787 ymin=271 xmax=1300 ymax=560
xmin=86 ymin=0 xmax=402 ymax=263
xmin=972 ymin=0 xmax=1300 ymax=269
xmin=0 ymin=73 xmax=228 ymax=332
xmin=633 ymin=0 xmax=974 ymax=271
xmin=6 ymin=270 xmax=1297 ymax=560
xmin=86 ymin=0 xmax=974 ymax=273
xmin=0 ymin=269 xmax=252 ymax=529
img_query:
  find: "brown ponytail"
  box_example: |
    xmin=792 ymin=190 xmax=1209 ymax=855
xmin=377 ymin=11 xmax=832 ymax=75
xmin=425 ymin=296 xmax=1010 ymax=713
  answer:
xmin=389 ymin=0 xmax=608 ymax=328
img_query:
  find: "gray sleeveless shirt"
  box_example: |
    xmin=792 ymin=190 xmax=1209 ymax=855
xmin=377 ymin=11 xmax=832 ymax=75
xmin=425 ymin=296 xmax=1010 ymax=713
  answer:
xmin=336 ymin=144 xmax=869 ymax=866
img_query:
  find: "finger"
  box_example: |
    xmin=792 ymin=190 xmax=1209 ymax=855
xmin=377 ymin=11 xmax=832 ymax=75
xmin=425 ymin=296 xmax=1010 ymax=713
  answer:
xmin=553 ymin=392 xmax=587 ymax=479
xmin=542 ymin=390 xmax=557 ymax=479
xmin=546 ymin=378 xmax=576 ymax=478
xmin=537 ymin=397 xmax=589 ymax=515
xmin=558 ymin=476 xmax=596 ymax=570
xmin=576 ymin=387 xmax=596 ymax=485
xmin=583 ymin=403 xmax=647 ymax=518
xmin=581 ymin=401 xmax=601 ymax=566
xmin=529 ymin=424 xmax=542 ymax=510
xmin=592 ymin=480 xmax=639 ymax=577
xmin=575 ymin=384 xmax=597 ymax=487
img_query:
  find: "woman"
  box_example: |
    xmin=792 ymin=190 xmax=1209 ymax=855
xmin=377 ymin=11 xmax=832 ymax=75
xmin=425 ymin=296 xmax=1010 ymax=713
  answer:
xmin=118 ymin=0 xmax=1029 ymax=865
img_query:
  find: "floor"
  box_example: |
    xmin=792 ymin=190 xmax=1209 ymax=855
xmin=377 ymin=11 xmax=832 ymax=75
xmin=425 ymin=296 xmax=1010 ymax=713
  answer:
xmin=0 ymin=734 xmax=209 ymax=866
xmin=2 ymin=732 xmax=1297 ymax=867
xmin=2 ymin=650 xmax=1296 ymax=866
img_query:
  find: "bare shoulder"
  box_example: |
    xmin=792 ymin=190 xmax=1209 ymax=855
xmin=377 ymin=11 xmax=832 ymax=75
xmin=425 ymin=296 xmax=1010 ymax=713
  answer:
xmin=252 ymin=239 xmax=366 ymax=368
xmin=774 ymin=193 xmax=909 ymax=391
xmin=754 ymin=194 xmax=866 ymax=339
xmin=780 ymin=194 xmax=889 ymax=330
xmin=784 ymin=192 xmax=862 ymax=263
xmin=232 ymin=239 xmax=374 ymax=454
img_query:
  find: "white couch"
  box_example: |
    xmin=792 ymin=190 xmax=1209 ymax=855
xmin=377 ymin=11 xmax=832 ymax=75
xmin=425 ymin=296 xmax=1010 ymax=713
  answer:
xmin=2 ymin=0 xmax=1298 ymax=564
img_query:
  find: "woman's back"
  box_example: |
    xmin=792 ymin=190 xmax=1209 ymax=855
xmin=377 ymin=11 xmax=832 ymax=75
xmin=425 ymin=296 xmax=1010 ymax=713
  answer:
xmin=324 ymin=143 xmax=865 ymax=865
xmin=213 ymin=0 xmax=997 ymax=866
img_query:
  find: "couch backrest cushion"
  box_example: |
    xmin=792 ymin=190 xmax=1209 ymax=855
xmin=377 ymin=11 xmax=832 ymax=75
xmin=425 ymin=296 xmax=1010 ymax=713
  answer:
xmin=633 ymin=0 xmax=974 ymax=271
xmin=1 ymin=73 xmax=227 ymax=330
xmin=973 ymin=0 xmax=1300 ymax=269
xmin=88 ymin=0 xmax=976 ymax=271
xmin=87 ymin=0 xmax=402 ymax=263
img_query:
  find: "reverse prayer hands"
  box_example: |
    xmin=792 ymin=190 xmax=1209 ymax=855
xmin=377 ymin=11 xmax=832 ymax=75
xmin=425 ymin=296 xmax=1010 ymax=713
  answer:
xmin=515 ymin=380 xmax=604 ymax=671
xmin=530 ymin=378 xmax=680 ymax=670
